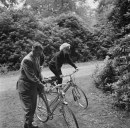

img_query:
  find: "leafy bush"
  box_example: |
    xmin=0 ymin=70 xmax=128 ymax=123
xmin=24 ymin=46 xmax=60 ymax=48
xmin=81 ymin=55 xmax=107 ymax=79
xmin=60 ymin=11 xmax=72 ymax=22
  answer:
xmin=0 ymin=10 xmax=95 ymax=70
xmin=0 ymin=64 xmax=8 ymax=74
xmin=112 ymin=73 xmax=130 ymax=111
xmin=93 ymin=56 xmax=117 ymax=92
xmin=92 ymin=0 xmax=130 ymax=111
xmin=93 ymin=35 xmax=130 ymax=111
xmin=0 ymin=9 xmax=38 ymax=70
xmin=35 ymin=13 xmax=94 ymax=63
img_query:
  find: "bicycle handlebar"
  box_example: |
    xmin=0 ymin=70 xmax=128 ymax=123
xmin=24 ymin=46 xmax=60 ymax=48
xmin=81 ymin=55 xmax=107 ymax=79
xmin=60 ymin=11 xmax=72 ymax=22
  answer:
xmin=44 ymin=70 xmax=78 ymax=93
xmin=50 ymin=83 xmax=66 ymax=91
xmin=43 ymin=69 xmax=78 ymax=81
xmin=42 ymin=69 xmax=78 ymax=85
xmin=61 ymin=69 xmax=78 ymax=78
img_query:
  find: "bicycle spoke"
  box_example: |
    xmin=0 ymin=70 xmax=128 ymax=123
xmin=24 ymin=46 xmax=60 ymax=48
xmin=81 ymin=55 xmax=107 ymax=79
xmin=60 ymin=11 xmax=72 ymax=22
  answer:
xmin=72 ymin=87 xmax=88 ymax=109
xmin=62 ymin=105 xmax=79 ymax=128
xmin=36 ymin=95 xmax=49 ymax=122
xmin=45 ymin=92 xmax=63 ymax=117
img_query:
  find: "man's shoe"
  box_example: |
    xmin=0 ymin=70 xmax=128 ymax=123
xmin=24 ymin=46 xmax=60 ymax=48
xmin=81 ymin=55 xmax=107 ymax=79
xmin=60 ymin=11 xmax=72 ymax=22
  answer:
xmin=63 ymin=100 xmax=68 ymax=105
xmin=31 ymin=122 xmax=38 ymax=128
xmin=24 ymin=122 xmax=38 ymax=128
xmin=24 ymin=123 xmax=28 ymax=128
xmin=31 ymin=124 xmax=38 ymax=128
xmin=48 ymin=112 xmax=53 ymax=120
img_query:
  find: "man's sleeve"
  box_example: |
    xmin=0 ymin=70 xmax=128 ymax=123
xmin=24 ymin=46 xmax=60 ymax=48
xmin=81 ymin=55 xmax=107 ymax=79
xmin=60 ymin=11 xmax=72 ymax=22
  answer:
xmin=66 ymin=54 xmax=77 ymax=69
xmin=22 ymin=59 xmax=43 ymax=89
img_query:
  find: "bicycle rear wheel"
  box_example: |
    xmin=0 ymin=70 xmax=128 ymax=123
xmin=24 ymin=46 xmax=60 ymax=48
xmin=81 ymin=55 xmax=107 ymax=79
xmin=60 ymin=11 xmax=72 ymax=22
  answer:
xmin=72 ymin=86 xmax=88 ymax=109
xmin=36 ymin=95 xmax=49 ymax=123
xmin=62 ymin=105 xmax=79 ymax=128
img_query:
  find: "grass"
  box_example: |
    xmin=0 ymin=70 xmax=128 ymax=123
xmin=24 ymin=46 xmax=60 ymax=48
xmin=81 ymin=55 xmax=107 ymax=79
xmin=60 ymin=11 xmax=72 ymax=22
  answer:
xmin=0 ymin=61 xmax=130 ymax=128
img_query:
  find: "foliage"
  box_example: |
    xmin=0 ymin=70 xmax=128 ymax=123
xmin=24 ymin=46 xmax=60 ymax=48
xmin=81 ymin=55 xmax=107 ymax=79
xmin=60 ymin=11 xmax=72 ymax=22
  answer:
xmin=0 ymin=9 xmax=95 ymax=70
xmin=93 ymin=0 xmax=130 ymax=111
xmin=25 ymin=0 xmax=76 ymax=17
xmin=93 ymin=56 xmax=117 ymax=92
xmin=36 ymin=13 xmax=94 ymax=63
xmin=0 ymin=9 xmax=38 ymax=70
xmin=95 ymin=0 xmax=130 ymax=40
xmin=0 ymin=64 xmax=8 ymax=74
xmin=112 ymin=73 xmax=130 ymax=111
xmin=93 ymin=35 xmax=130 ymax=111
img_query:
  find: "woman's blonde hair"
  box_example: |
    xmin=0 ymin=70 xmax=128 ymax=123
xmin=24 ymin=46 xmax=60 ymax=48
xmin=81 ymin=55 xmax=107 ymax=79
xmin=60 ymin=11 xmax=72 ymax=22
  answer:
xmin=59 ymin=43 xmax=70 ymax=51
xmin=32 ymin=42 xmax=43 ymax=51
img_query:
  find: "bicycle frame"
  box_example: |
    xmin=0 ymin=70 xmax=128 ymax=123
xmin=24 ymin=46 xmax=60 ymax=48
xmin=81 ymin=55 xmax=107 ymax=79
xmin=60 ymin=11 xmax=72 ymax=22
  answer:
xmin=43 ymin=70 xmax=79 ymax=113
xmin=44 ymin=71 xmax=77 ymax=93
xmin=45 ymin=71 xmax=77 ymax=96
xmin=48 ymin=73 xmax=77 ymax=94
xmin=62 ymin=73 xmax=88 ymax=109
xmin=37 ymin=71 xmax=81 ymax=128
xmin=47 ymin=85 xmax=67 ymax=115
xmin=63 ymin=72 xmax=77 ymax=93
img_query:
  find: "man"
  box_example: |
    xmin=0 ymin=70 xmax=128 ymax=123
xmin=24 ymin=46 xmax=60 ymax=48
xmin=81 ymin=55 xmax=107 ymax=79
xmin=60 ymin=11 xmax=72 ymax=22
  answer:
xmin=16 ymin=42 xmax=51 ymax=128
xmin=49 ymin=43 xmax=78 ymax=84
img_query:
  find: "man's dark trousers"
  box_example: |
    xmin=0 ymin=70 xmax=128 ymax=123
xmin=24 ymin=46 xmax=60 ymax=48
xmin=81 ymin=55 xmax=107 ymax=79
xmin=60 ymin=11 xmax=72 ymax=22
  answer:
xmin=18 ymin=80 xmax=38 ymax=127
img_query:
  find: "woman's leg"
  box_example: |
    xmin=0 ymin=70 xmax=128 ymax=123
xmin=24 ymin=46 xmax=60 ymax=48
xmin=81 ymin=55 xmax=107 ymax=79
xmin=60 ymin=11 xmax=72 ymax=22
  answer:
xmin=49 ymin=65 xmax=62 ymax=84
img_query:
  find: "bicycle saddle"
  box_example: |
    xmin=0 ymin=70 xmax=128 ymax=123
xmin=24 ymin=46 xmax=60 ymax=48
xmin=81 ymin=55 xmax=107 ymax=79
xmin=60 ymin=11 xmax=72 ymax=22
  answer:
xmin=49 ymin=76 xmax=57 ymax=81
xmin=43 ymin=76 xmax=58 ymax=83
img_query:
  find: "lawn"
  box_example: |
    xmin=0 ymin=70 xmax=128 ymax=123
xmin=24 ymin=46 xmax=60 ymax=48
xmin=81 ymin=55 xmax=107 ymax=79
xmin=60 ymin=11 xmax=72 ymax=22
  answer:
xmin=0 ymin=61 xmax=130 ymax=128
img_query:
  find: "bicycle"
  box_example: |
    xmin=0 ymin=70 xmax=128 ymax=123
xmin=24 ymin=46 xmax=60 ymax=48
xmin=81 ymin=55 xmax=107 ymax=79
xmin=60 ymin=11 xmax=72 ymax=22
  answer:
xmin=43 ymin=70 xmax=88 ymax=109
xmin=36 ymin=83 xmax=79 ymax=128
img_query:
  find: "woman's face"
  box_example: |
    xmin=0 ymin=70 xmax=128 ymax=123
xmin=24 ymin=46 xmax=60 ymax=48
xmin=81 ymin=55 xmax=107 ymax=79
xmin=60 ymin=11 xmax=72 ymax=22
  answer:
xmin=35 ymin=48 xmax=43 ymax=56
xmin=63 ymin=47 xmax=70 ymax=54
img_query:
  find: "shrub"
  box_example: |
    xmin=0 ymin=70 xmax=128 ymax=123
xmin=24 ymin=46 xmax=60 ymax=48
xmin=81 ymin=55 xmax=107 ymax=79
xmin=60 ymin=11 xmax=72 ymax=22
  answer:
xmin=0 ymin=11 xmax=96 ymax=71
xmin=0 ymin=9 xmax=38 ymax=70
xmin=93 ymin=35 xmax=130 ymax=111
xmin=93 ymin=56 xmax=117 ymax=92
xmin=112 ymin=74 xmax=130 ymax=111
xmin=36 ymin=13 xmax=94 ymax=63
xmin=0 ymin=64 xmax=8 ymax=74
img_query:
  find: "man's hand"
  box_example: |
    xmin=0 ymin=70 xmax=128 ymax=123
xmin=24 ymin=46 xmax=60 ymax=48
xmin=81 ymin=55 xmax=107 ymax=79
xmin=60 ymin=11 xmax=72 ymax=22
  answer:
xmin=44 ymin=86 xmax=51 ymax=92
xmin=41 ymin=80 xmax=45 ymax=84
xmin=42 ymin=77 xmax=52 ymax=83
xmin=60 ymin=74 xmax=63 ymax=78
xmin=75 ymin=67 xmax=79 ymax=71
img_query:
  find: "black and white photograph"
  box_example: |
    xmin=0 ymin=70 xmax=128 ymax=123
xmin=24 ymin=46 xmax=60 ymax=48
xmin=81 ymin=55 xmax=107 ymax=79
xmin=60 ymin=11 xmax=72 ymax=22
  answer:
xmin=0 ymin=0 xmax=130 ymax=128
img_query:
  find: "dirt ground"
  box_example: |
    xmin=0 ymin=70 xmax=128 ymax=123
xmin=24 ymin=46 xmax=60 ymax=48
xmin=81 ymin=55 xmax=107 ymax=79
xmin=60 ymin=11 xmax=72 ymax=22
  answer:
xmin=0 ymin=61 xmax=130 ymax=128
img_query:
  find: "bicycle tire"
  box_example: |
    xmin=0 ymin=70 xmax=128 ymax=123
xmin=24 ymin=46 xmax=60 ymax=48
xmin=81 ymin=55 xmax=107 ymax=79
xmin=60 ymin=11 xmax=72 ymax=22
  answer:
xmin=36 ymin=95 xmax=49 ymax=123
xmin=62 ymin=105 xmax=79 ymax=128
xmin=72 ymin=86 xmax=88 ymax=109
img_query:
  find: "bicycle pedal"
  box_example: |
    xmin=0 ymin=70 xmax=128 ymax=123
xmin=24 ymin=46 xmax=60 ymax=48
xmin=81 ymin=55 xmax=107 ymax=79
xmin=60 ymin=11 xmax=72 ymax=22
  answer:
xmin=59 ymin=108 xmax=64 ymax=113
xmin=48 ymin=113 xmax=53 ymax=120
xmin=63 ymin=101 xmax=68 ymax=105
xmin=49 ymin=115 xmax=53 ymax=120
xmin=73 ymin=96 xmax=77 ymax=101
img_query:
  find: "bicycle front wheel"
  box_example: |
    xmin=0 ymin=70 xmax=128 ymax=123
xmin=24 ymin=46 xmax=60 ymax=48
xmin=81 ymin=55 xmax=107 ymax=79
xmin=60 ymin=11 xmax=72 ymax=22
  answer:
xmin=36 ymin=95 xmax=49 ymax=123
xmin=62 ymin=105 xmax=79 ymax=128
xmin=72 ymin=86 xmax=88 ymax=109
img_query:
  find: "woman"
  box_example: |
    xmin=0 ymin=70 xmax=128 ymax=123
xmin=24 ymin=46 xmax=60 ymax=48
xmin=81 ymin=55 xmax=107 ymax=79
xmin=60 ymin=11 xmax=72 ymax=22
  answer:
xmin=49 ymin=43 xmax=78 ymax=84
